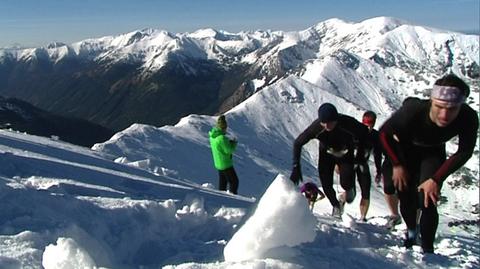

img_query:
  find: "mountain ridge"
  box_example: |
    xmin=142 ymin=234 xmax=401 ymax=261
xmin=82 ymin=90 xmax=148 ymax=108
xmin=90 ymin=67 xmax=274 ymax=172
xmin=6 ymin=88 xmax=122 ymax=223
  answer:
xmin=0 ymin=16 xmax=478 ymax=131
xmin=0 ymin=96 xmax=114 ymax=147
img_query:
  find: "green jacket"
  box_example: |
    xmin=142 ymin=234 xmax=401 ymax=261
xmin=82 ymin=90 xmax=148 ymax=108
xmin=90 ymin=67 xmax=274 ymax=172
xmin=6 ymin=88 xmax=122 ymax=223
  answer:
xmin=209 ymin=127 xmax=237 ymax=170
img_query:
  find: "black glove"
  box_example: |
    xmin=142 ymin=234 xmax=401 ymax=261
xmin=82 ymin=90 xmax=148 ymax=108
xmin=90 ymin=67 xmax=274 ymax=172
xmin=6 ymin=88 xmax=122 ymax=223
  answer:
xmin=290 ymin=164 xmax=303 ymax=185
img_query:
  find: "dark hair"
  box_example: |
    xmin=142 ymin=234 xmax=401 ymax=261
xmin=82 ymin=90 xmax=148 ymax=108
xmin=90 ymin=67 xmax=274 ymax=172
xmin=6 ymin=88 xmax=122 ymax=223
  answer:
xmin=434 ymin=73 xmax=470 ymax=97
xmin=362 ymin=111 xmax=377 ymax=120
xmin=216 ymin=115 xmax=227 ymax=130
xmin=317 ymin=103 xmax=339 ymax=122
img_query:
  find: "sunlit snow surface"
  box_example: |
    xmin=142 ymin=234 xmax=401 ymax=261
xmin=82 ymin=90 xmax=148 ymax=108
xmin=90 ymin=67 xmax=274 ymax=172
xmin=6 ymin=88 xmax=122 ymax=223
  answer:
xmin=223 ymin=175 xmax=316 ymax=262
xmin=0 ymin=16 xmax=479 ymax=269
xmin=0 ymin=128 xmax=478 ymax=268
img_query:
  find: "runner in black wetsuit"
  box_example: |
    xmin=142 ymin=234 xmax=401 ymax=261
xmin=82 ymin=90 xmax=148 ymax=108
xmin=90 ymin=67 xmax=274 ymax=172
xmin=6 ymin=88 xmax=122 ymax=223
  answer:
xmin=361 ymin=111 xmax=402 ymax=227
xmin=379 ymin=73 xmax=478 ymax=253
xmin=290 ymin=103 xmax=369 ymax=218
xmin=355 ymin=111 xmax=383 ymax=221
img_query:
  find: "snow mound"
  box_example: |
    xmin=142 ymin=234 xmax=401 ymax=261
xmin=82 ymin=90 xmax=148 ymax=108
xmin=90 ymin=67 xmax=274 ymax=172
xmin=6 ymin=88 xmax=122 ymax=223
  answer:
xmin=42 ymin=237 xmax=96 ymax=269
xmin=224 ymin=174 xmax=316 ymax=262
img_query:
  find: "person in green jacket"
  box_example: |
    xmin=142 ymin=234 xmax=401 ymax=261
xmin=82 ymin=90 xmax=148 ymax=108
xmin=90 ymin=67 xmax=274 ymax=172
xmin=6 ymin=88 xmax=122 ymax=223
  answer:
xmin=209 ymin=115 xmax=239 ymax=194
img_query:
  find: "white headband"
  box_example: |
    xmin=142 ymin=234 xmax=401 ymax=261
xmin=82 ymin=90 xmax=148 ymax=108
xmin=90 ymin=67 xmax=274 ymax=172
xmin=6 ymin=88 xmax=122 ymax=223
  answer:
xmin=431 ymin=85 xmax=465 ymax=104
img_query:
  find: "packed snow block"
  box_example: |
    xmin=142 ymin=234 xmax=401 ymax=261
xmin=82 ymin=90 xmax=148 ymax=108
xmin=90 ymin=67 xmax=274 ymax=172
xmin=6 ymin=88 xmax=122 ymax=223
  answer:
xmin=42 ymin=237 xmax=97 ymax=269
xmin=223 ymin=174 xmax=316 ymax=262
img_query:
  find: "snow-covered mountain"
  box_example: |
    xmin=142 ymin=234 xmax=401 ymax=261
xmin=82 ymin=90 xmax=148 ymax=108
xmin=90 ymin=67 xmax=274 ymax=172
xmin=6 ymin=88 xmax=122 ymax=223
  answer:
xmin=91 ymin=18 xmax=479 ymax=199
xmin=0 ymin=17 xmax=478 ymax=268
xmin=0 ymin=17 xmax=478 ymax=131
xmin=88 ymin=18 xmax=479 ymax=268
xmin=92 ymin=71 xmax=479 ymax=210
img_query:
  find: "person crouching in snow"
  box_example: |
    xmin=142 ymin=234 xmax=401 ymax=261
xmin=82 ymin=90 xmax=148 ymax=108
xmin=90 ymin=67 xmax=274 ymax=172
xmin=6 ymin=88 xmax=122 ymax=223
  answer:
xmin=290 ymin=103 xmax=369 ymax=218
xmin=300 ymin=182 xmax=325 ymax=211
xmin=209 ymin=115 xmax=239 ymax=194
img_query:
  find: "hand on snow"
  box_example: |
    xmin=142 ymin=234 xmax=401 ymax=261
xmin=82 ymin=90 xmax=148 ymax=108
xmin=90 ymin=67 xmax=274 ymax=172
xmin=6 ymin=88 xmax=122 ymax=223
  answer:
xmin=289 ymin=164 xmax=303 ymax=185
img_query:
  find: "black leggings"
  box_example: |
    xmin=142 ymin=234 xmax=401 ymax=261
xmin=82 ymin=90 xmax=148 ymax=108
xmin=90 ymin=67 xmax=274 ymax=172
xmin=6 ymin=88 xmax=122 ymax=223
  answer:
xmin=218 ymin=167 xmax=239 ymax=194
xmin=397 ymin=146 xmax=445 ymax=250
xmin=381 ymin=159 xmax=396 ymax=195
xmin=318 ymin=151 xmax=355 ymax=207
xmin=355 ymin=162 xmax=371 ymax=200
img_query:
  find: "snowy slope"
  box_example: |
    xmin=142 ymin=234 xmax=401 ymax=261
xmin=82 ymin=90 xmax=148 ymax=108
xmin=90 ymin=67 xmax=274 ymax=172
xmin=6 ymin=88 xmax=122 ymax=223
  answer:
xmin=0 ymin=129 xmax=478 ymax=268
xmin=300 ymin=17 xmax=479 ymax=109
xmin=92 ymin=73 xmax=479 ymax=269
xmin=0 ymin=129 xmax=253 ymax=268
xmin=92 ymin=76 xmax=374 ymax=197
xmin=90 ymin=25 xmax=479 ymax=267
xmin=0 ymin=16 xmax=478 ymax=269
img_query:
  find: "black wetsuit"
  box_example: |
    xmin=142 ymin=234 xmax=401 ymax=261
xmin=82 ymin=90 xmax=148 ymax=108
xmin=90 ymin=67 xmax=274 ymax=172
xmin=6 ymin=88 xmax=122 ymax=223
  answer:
xmin=379 ymin=97 xmax=478 ymax=251
xmin=381 ymin=156 xmax=395 ymax=195
xmin=293 ymin=114 xmax=369 ymax=207
xmin=355 ymin=128 xmax=383 ymax=200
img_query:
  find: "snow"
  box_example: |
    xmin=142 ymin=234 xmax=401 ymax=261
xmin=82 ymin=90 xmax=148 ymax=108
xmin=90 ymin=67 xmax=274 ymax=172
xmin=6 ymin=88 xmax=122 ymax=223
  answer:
xmin=0 ymin=16 xmax=479 ymax=269
xmin=1 ymin=76 xmax=478 ymax=268
xmin=224 ymin=175 xmax=316 ymax=262
xmin=42 ymin=238 xmax=96 ymax=269
xmin=2 ymin=16 xmax=477 ymax=88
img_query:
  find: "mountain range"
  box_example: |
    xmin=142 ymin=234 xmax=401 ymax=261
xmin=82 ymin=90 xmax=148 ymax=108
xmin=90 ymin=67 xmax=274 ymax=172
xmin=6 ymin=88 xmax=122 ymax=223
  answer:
xmin=1 ymin=17 xmax=478 ymax=132
xmin=89 ymin=18 xmax=479 ymax=266
xmin=89 ymin=17 xmax=478 ymax=220
xmin=0 ymin=16 xmax=478 ymax=268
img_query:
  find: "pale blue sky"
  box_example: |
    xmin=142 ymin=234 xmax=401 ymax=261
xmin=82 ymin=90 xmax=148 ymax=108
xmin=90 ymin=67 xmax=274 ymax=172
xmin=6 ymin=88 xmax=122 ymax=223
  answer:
xmin=0 ymin=0 xmax=478 ymax=48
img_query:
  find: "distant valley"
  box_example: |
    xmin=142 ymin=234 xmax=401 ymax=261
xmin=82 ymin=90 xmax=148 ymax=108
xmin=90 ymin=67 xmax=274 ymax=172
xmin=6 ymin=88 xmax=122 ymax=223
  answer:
xmin=0 ymin=96 xmax=114 ymax=147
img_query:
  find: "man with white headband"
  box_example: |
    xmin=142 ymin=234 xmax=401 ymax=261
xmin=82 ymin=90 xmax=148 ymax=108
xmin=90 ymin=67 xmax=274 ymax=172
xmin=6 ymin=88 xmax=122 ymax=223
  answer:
xmin=379 ymin=73 xmax=478 ymax=254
